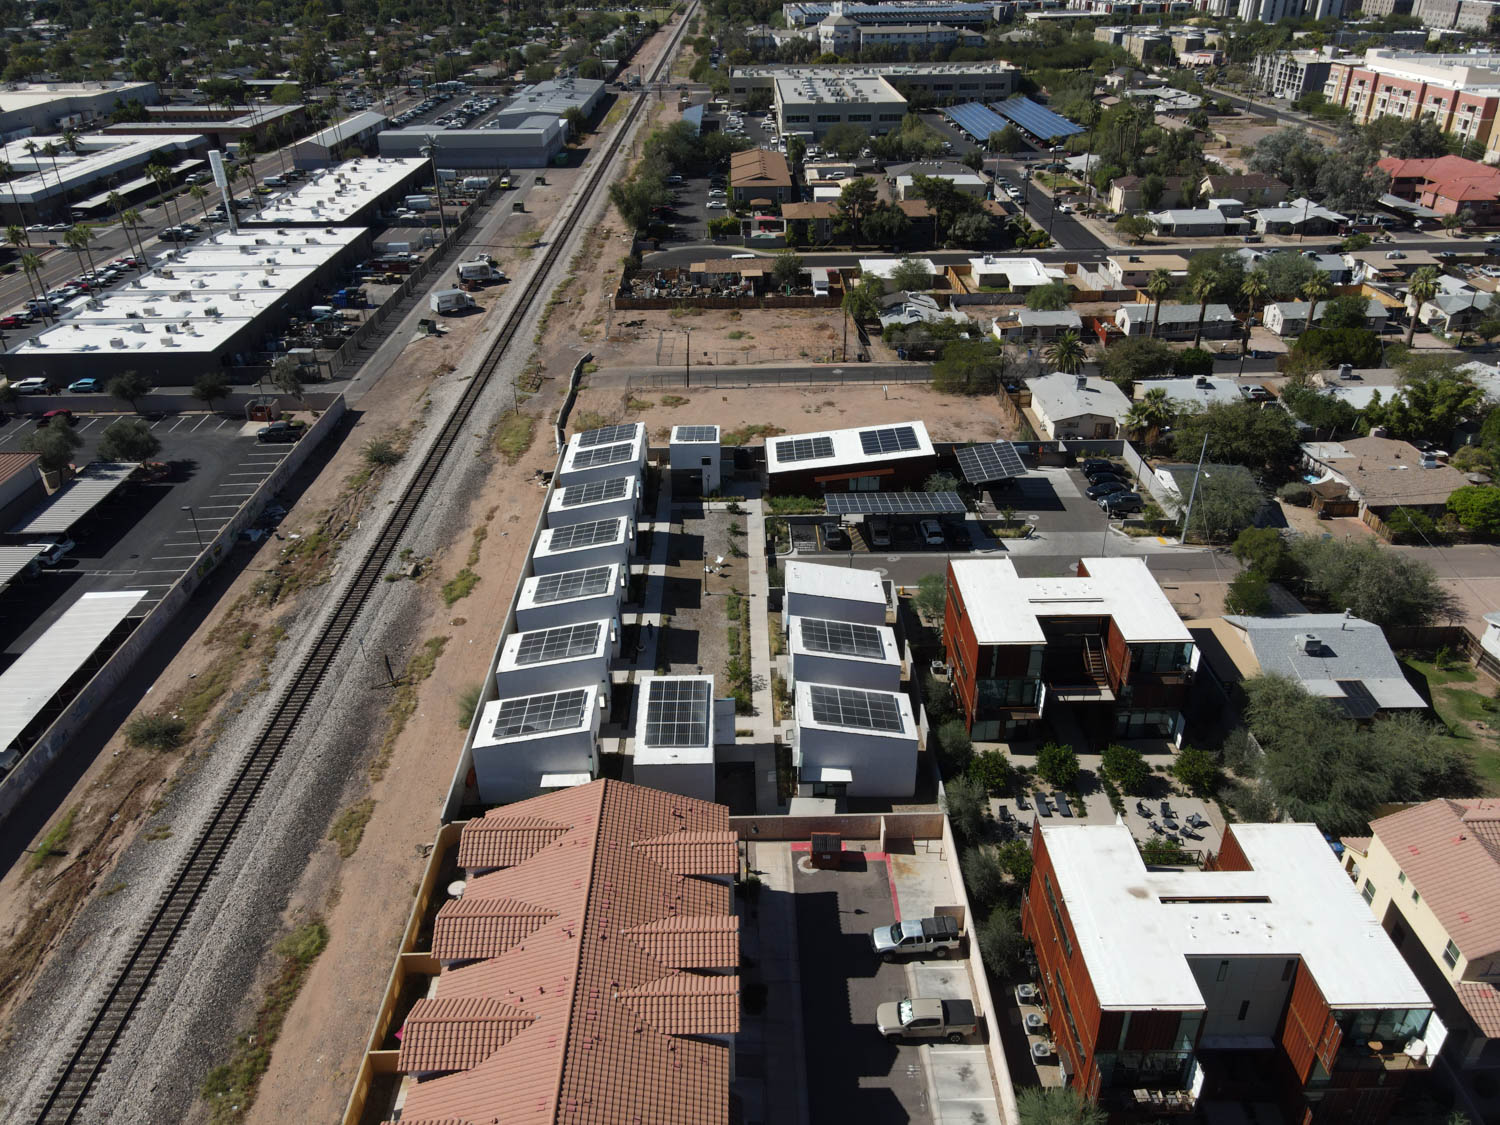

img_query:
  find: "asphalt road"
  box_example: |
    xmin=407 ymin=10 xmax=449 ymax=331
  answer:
xmin=0 ymin=413 xmax=292 ymax=663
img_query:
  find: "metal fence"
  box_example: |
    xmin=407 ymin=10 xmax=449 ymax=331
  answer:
xmin=626 ymin=364 xmax=933 ymax=389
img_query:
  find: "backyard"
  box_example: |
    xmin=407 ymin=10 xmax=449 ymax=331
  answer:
xmin=1402 ymin=655 xmax=1500 ymax=793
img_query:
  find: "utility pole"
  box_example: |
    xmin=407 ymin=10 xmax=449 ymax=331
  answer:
xmin=1179 ymin=433 xmax=1210 ymax=544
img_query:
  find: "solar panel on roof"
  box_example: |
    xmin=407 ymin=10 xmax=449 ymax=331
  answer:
xmin=514 ymin=622 xmax=602 ymax=665
xmin=800 ymin=618 xmax=885 ymax=659
xmin=859 ymin=426 xmax=920 ymax=456
xmin=825 ymin=491 xmax=966 ymax=516
xmin=808 ymin=684 xmax=905 ymax=732
xmin=775 ymin=435 xmax=835 ymax=463
xmin=571 ymin=442 xmax=633 ymax=469
xmin=955 ymin=442 xmax=1026 ymax=484
xmin=991 ymin=96 xmax=1083 ymax=141
xmin=1335 ymin=679 xmax=1379 ymax=720
xmin=560 ymin=476 xmax=630 ymax=507
xmin=531 ymin=566 xmax=613 ymax=603
xmin=942 ymin=102 xmax=1011 ymax=142
xmin=577 ymin=424 xmax=637 ymax=447
xmin=674 ymin=426 xmax=718 ymax=443
xmin=644 ymin=678 xmax=711 ymax=747
xmin=492 ymin=689 xmax=589 ymax=737
xmin=546 ymin=518 xmax=622 ymax=551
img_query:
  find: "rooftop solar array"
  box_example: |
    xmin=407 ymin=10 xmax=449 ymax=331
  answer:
xmin=546 ymin=518 xmax=622 ymax=552
xmin=1335 ymin=679 xmax=1379 ymax=720
xmin=492 ymin=689 xmax=589 ymax=738
xmin=991 ymin=95 xmax=1083 ymax=140
xmin=571 ymin=442 xmax=633 ymax=469
xmin=808 ymin=684 xmax=906 ymax=733
xmin=955 ymin=441 xmax=1026 ymax=484
xmin=799 ymin=618 xmax=885 ymax=659
xmin=643 ymin=678 xmax=711 ymax=747
xmin=775 ymin=435 xmax=835 ymax=463
xmin=577 ymin=424 xmax=637 ymax=447
xmin=531 ymin=566 xmax=614 ymax=603
xmin=514 ymin=622 xmax=602 ymax=665
xmin=941 ymin=102 xmax=1011 ymax=142
xmin=674 ymin=425 xmax=719 ymax=443
xmin=560 ymin=476 xmax=631 ymax=507
xmin=859 ymin=426 xmax=920 ymax=456
xmin=825 ymin=491 xmax=966 ymax=516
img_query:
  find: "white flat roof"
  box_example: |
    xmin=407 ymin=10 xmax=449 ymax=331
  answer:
xmin=9 ymin=462 xmax=138 ymax=535
xmin=533 ymin=518 xmax=632 ymax=560
xmin=496 ymin=618 xmax=612 ymax=673
xmin=560 ymin=425 xmax=646 ymax=475
xmin=1042 ymin=822 xmax=1432 ymax=1012
xmin=775 ymin=74 xmax=904 ymax=102
xmin=247 ymin=157 xmax=425 ymax=224
xmin=764 ymin=418 xmax=933 ymax=474
xmin=949 ymin=557 xmax=1190 ymax=646
xmin=0 ymin=590 xmax=147 ymax=751
xmin=793 ymin=680 xmax=917 ymax=739
xmin=516 ymin=563 xmax=623 ymax=613
xmin=788 ymin=615 xmax=900 ymax=665
xmin=968 ymin=256 xmax=1063 ymax=288
xmin=633 ymin=673 xmax=717 ymax=766
xmin=0 ymin=134 xmax=201 ymax=202
xmin=546 ymin=474 xmax=641 ymax=519
xmin=671 ymin=424 xmax=720 ymax=444
xmin=0 ymin=81 xmax=153 ymax=112
xmin=784 ymin=559 xmax=886 ymax=605
xmin=473 ymin=683 xmax=600 ymax=748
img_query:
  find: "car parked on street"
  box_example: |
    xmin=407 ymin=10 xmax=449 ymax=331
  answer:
xmin=67 ymin=378 xmax=100 ymax=393
xmin=10 ymin=377 xmax=49 ymax=394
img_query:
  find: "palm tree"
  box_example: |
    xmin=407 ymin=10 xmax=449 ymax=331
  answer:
xmin=1406 ymin=265 xmax=1440 ymax=347
xmin=22 ymin=140 xmax=43 ymax=198
xmin=1190 ymin=274 xmax=1217 ymax=348
xmin=21 ymin=252 xmax=45 ymax=318
xmin=0 ymin=163 xmax=26 ymax=235
xmin=41 ymin=142 xmax=63 ymax=206
xmin=12 ymin=242 xmax=41 ymax=309
xmin=63 ymin=224 xmax=99 ymax=283
xmin=147 ymin=162 xmax=184 ymax=228
xmin=60 ymin=127 xmax=79 ymax=155
xmin=1146 ymin=268 xmax=1172 ymax=339
xmin=1302 ymin=276 xmax=1330 ymax=330
xmin=1239 ymin=268 xmax=1269 ymax=318
xmin=1045 ymin=330 xmax=1087 ymax=374
xmin=121 ymin=208 xmax=144 ymax=259
xmin=189 ymin=184 xmax=212 ymax=232
xmin=1125 ymin=386 xmax=1174 ymax=447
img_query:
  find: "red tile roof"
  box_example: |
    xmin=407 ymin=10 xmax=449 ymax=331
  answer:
xmin=1370 ymin=798 xmax=1500 ymax=961
xmin=1457 ymin=980 xmax=1500 ymax=1039
xmin=432 ymin=896 xmax=560 ymax=962
xmin=1341 ymin=836 xmax=1371 ymax=855
xmin=390 ymin=780 xmax=738 ymax=1125
xmin=399 ymin=997 xmax=538 ymax=1072
xmin=1377 ymin=155 xmax=1500 ymax=206
xmin=624 ymin=915 xmax=740 ymax=969
xmin=456 ymin=815 xmax=572 ymax=869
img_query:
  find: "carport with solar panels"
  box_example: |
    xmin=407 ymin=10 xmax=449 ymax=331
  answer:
xmin=954 ymin=440 xmax=1026 ymax=503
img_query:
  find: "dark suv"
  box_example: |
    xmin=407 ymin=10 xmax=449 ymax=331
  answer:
xmin=256 ymin=419 xmax=306 ymax=444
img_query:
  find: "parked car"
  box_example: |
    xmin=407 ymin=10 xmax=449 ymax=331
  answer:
xmin=39 ymin=409 xmax=73 ymax=426
xmin=876 ymin=997 xmax=977 ymax=1043
xmin=1099 ymin=491 xmax=1144 ymax=514
xmin=820 ymin=521 xmax=850 ymax=550
xmin=944 ymin=519 xmax=972 ymax=548
xmin=870 ymin=915 xmax=963 ymax=961
xmin=30 ymin=538 xmax=75 ymax=566
xmin=868 ymin=515 xmax=892 ymax=548
xmin=256 ymin=419 xmax=306 ymax=444
xmin=918 ymin=518 xmax=945 ymax=546
xmin=10 ymin=378 xmax=49 ymax=394
xmin=1084 ymin=467 xmax=1128 ymax=485
xmin=0 ymin=314 xmax=27 ymax=328
xmin=1086 ymin=479 xmax=1128 ymax=500
xmin=67 ymin=378 xmax=100 ymax=393
xmin=1079 ymin=458 xmax=1117 ymax=476
xmin=892 ymin=520 xmax=917 ymax=548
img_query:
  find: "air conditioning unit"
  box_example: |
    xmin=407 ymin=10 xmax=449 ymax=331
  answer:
xmin=1295 ymin=633 xmax=1323 ymax=655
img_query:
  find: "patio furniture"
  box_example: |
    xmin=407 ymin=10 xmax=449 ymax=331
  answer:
xmin=1136 ymin=800 xmax=1153 ymax=817
xmin=1055 ymin=792 xmax=1073 ymax=818
xmin=1162 ymin=818 xmax=1179 ymax=832
xmin=1160 ymin=801 xmax=1174 ymax=818
xmin=1035 ymin=791 xmax=1052 ymax=816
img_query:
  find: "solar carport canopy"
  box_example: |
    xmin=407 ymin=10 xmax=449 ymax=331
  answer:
xmin=942 ymin=102 xmax=1011 ymax=141
xmin=825 ymin=491 xmax=967 ymax=516
xmin=992 ymin=96 xmax=1083 ymax=141
xmin=0 ymin=589 xmax=146 ymax=752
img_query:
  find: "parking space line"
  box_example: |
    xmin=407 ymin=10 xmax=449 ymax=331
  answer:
xmin=149 ymin=418 xmax=170 ymax=429
xmin=150 ymin=554 xmax=202 ymax=560
xmin=198 ymin=504 xmax=242 ymax=510
xmin=169 ymin=417 xmax=190 ymax=431
xmin=191 ymin=416 xmax=214 ymax=430
xmin=77 ymin=417 xmax=103 ymax=431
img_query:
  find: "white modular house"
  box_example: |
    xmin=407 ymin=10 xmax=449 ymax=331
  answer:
xmin=1114 ymin=302 xmax=1237 ymax=340
xmin=493 ymin=618 xmax=618 ymax=701
xmin=793 ymin=681 xmax=918 ymax=799
xmin=1263 ymin=298 xmax=1388 ymax=337
xmin=546 ymin=473 xmax=642 ymax=529
xmin=788 ymin=616 xmax=902 ymax=693
xmin=515 ymin=563 xmax=625 ymax=631
xmin=556 ymin=422 xmax=648 ymax=486
xmin=631 ymin=674 xmax=733 ymax=802
xmin=668 ymin=425 xmax=722 ymax=496
xmin=530 ymin=516 xmax=634 ymax=576
xmin=471 ymin=683 xmax=604 ymax=803
xmin=783 ymin=561 xmax=887 ymax=631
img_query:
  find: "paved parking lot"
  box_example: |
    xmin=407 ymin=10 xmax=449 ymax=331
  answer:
xmin=0 ymin=413 xmax=293 ymax=662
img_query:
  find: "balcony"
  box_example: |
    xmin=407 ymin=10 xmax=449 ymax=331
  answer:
xmin=1335 ymin=1040 xmax=1428 ymax=1074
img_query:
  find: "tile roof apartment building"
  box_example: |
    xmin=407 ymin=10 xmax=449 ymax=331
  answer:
xmin=1379 ymin=154 xmax=1500 ymax=225
xmin=1022 ymin=821 xmax=1438 ymax=1122
xmin=374 ymin=779 xmax=739 ymax=1125
xmin=1342 ymin=799 xmax=1500 ymax=1091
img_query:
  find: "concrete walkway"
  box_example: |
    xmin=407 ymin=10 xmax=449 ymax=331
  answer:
xmin=740 ymin=841 xmax=811 ymax=1125
xmin=743 ymin=497 xmax=789 ymax=813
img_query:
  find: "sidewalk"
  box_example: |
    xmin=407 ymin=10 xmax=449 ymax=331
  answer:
xmin=739 ymin=841 xmax=811 ymax=1125
xmin=744 ymin=497 xmax=790 ymax=814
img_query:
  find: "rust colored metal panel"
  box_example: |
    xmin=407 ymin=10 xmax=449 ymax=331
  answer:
xmin=1281 ymin=963 xmax=1338 ymax=1083
xmin=1123 ymin=1008 xmax=1184 ymax=1051
xmin=1105 ymin=619 xmax=1130 ymax=692
xmin=943 ymin=561 xmax=981 ymax=728
xmin=1210 ymin=825 xmax=1254 ymax=873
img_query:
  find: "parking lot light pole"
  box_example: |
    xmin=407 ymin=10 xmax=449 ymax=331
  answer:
xmin=181 ymin=505 xmax=203 ymax=549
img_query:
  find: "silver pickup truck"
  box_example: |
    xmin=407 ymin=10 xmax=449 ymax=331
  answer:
xmin=870 ymin=915 xmax=962 ymax=961
xmin=876 ymin=996 xmax=978 ymax=1043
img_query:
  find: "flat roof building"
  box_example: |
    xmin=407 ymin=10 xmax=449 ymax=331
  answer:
xmin=493 ymin=618 xmax=617 ymax=702
xmin=632 ymin=674 xmax=730 ymax=802
xmin=0 ymin=133 xmax=203 ymax=220
xmin=0 ymin=81 xmax=159 ymax=138
xmin=784 ymin=560 xmax=888 ymax=628
xmin=378 ymin=117 xmax=566 ymax=168
xmin=556 ymin=423 xmax=648 ymax=486
xmin=242 ymin=157 xmax=426 ymax=226
xmin=291 ymin=111 xmax=388 ymax=168
xmin=794 ymin=680 xmax=917 ymax=798
xmin=732 ymin=61 xmax=1020 ymax=104
xmin=1023 ymin=821 xmax=1435 ymax=1122
xmin=491 ymin=77 xmax=606 ymax=131
xmin=788 ymin=615 xmax=902 ymax=693
xmin=514 ymin=563 xmax=626 ymax=631
xmin=530 ymin=516 xmax=634 ymax=577
xmin=774 ymin=72 xmax=907 ymax=140
xmin=764 ymin=419 xmax=937 ymax=494
xmin=470 ymin=683 xmax=605 ymax=802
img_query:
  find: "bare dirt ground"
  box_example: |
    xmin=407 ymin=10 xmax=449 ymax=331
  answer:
xmin=569 ymin=380 xmax=1022 ymax=446
xmin=605 ymin=306 xmax=851 ymax=367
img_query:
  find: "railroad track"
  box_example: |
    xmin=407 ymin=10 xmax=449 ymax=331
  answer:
xmin=30 ymin=9 xmax=695 ymax=1121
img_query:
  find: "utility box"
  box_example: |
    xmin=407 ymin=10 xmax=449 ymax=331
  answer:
xmin=811 ymin=832 xmax=842 ymax=869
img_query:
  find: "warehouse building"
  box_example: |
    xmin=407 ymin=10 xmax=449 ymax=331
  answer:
xmin=0 ymin=133 xmax=205 ymax=223
xmin=377 ymin=117 xmax=565 ymax=168
xmin=243 ymin=157 xmax=427 ymax=227
xmin=291 ymin=111 xmax=388 ymax=168
xmin=490 ymin=77 xmax=606 ymax=130
xmin=99 ymin=102 xmax=306 ymax=152
xmin=0 ymin=81 xmax=159 ymax=138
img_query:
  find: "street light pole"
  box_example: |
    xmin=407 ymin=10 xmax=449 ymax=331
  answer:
xmin=181 ymin=504 xmax=204 ymax=548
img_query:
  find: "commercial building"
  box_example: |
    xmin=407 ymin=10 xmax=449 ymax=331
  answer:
xmin=783 ymin=1 xmax=997 ymax=29
xmin=943 ymin=556 xmax=1196 ymax=741
xmin=764 ymin=420 xmax=937 ymax=494
xmin=242 ymin=157 xmax=427 ymax=227
xmin=378 ymin=117 xmax=566 ymax=168
xmin=290 ymin=111 xmax=387 ymax=168
xmin=1022 ymin=821 xmax=1437 ymax=1120
xmin=1251 ymin=49 xmax=1342 ymax=102
xmin=382 ymin=779 xmax=738 ymax=1124
xmin=731 ymin=61 xmax=1020 ymax=106
xmin=1378 ymin=155 xmax=1500 ymax=224
xmin=1342 ymin=799 xmax=1500 ymax=1089
xmin=490 ymin=77 xmax=606 ymax=131
xmin=3 ymin=226 xmax=369 ymax=385
xmin=99 ymin=102 xmax=306 ymax=152
xmin=1412 ymin=0 xmax=1500 ymax=30
xmin=1323 ymin=50 xmax=1500 ymax=157
xmin=0 ymin=453 xmax=46 ymax=536
xmin=0 ymin=132 xmax=205 ymax=222
xmin=0 ymin=81 xmax=159 ymax=139
xmin=1217 ymin=613 xmax=1428 ymax=717
xmin=773 ymin=72 xmax=908 ymax=141
xmin=1024 ymin=373 xmax=1132 ymax=439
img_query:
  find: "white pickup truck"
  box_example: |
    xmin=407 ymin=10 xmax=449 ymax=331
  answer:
xmin=876 ymin=997 xmax=978 ymax=1043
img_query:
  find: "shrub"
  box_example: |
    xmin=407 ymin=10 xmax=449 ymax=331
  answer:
xmin=1101 ymin=743 xmax=1150 ymax=794
xmin=922 ymin=672 xmax=955 ymax=724
xmin=995 ymin=837 xmax=1032 ymax=883
xmin=363 ymin=438 xmax=402 ymax=466
xmin=944 ymin=774 xmax=989 ymax=842
xmin=1276 ymin=481 xmax=1312 ymax=507
xmin=967 ymin=750 xmax=1012 ymax=793
xmin=1225 ymin=569 xmax=1273 ymax=615
xmin=1140 ymin=836 xmax=1191 ymax=865
xmin=1036 ymin=741 xmax=1079 ymax=788
xmin=960 ymin=846 xmax=1008 ymax=910
xmin=977 ymin=906 xmax=1029 ymax=978
xmin=934 ymin=719 xmax=973 ymax=776
xmin=1172 ymin=745 xmax=1221 ymax=794
xmin=124 ymin=713 xmax=187 ymax=751
xmin=1383 ymin=507 xmax=1437 ymax=545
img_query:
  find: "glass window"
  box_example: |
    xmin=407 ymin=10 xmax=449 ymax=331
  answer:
xmin=1044 ymin=874 xmax=1073 ymax=958
xmin=1412 ymin=890 xmax=1420 ymax=905
xmin=1362 ymin=879 xmax=1375 ymax=904
xmin=1443 ymin=940 xmax=1460 ymax=969
xmin=1398 ymin=871 xmax=1406 ymax=885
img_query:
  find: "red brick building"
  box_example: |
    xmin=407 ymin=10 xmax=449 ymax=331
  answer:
xmin=1021 ymin=822 xmax=1439 ymax=1123
xmin=942 ymin=557 xmax=1195 ymax=743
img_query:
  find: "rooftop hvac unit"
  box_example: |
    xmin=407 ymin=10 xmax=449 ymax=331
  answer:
xmin=259 ymin=278 xmax=272 ymax=287
xmin=1295 ymin=633 xmax=1324 ymax=655
xmin=192 ymin=278 xmax=207 ymax=288
xmin=129 ymin=321 xmax=146 ymax=332
xmin=143 ymin=306 xmax=157 ymax=316
xmin=109 ymin=336 xmax=125 ymax=348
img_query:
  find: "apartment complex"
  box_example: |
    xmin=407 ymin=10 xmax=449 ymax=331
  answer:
xmin=1412 ymin=0 xmax=1500 ymax=30
xmin=1322 ymin=50 xmax=1500 ymax=158
xmin=1379 ymin=154 xmax=1500 ymax=222
xmin=942 ymin=557 xmax=1196 ymax=742
xmin=1343 ymin=800 xmax=1500 ymax=1084
xmin=1251 ymin=48 xmax=1342 ymax=101
xmin=1022 ymin=822 xmax=1437 ymax=1121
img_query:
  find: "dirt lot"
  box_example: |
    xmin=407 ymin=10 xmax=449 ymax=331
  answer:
xmin=607 ymin=306 xmax=851 ymax=367
xmin=569 ymin=380 xmax=1025 ymax=446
